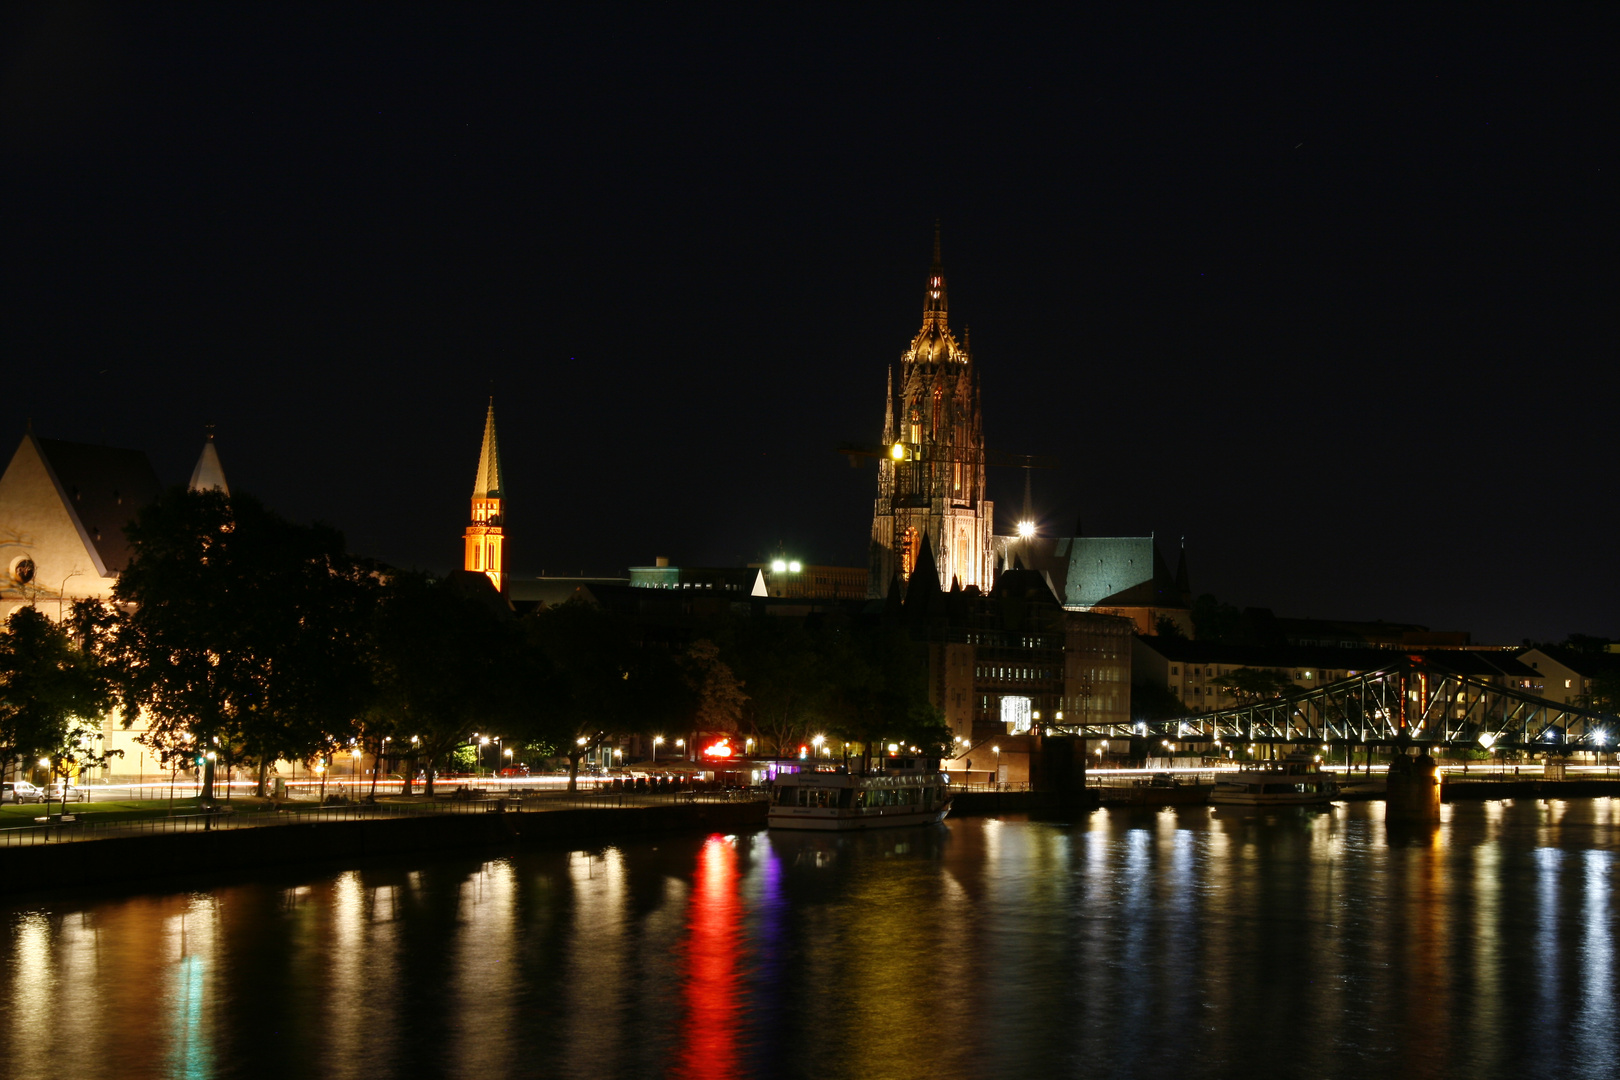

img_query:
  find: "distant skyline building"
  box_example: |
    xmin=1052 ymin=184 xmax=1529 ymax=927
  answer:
xmin=463 ymin=400 xmax=506 ymax=594
xmin=869 ymin=228 xmax=994 ymax=598
xmin=995 ymin=533 xmax=1193 ymax=636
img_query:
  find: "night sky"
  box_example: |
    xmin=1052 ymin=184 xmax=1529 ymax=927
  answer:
xmin=4 ymin=7 xmax=1615 ymax=644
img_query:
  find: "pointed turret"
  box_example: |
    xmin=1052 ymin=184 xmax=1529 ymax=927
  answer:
xmin=1174 ymin=539 xmax=1191 ymax=607
xmin=921 ymin=220 xmax=948 ymax=333
xmin=903 ymin=532 xmax=944 ymax=617
xmin=472 ymin=399 xmax=502 ymax=499
xmin=464 ymin=399 xmax=507 ymax=594
xmin=188 ymin=427 xmax=230 ymax=495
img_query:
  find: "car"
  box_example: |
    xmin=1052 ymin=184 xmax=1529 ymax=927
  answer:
xmin=43 ymin=781 xmax=88 ymax=803
xmin=2 ymin=781 xmax=46 ymax=804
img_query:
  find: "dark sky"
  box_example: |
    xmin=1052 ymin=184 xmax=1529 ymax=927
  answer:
xmin=4 ymin=6 xmax=1615 ymax=644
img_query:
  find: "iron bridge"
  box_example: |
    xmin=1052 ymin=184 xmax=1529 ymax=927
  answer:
xmin=1050 ymin=657 xmax=1618 ymax=749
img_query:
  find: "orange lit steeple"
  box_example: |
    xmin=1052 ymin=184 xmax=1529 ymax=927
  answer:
xmin=463 ymin=399 xmax=506 ymax=592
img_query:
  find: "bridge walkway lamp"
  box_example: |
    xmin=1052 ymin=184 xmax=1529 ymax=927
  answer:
xmin=653 ymin=736 xmax=664 ymax=764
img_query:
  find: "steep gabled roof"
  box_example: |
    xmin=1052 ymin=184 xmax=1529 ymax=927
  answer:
xmin=34 ymin=436 xmax=162 ymax=576
xmin=1062 ymin=536 xmax=1178 ymax=608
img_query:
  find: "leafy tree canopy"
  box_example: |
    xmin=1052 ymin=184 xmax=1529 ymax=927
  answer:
xmin=0 ymin=606 xmax=114 ymax=786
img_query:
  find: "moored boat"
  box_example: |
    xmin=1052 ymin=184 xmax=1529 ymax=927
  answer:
xmin=1210 ymin=753 xmax=1339 ymax=806
xmin=1097 ymin=772 xmax=1215 ymax=807
xmin=768 ymin=757 xmax=952 ymax=830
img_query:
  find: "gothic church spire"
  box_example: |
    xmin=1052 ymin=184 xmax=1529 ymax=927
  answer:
xmin=472 ymin=398 xmax=502 ymax=499
xmin=464 ymin=399 xmax=506 ymax=593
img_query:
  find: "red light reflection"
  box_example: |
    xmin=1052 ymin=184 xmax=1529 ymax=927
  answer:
xmin=674 ymin=835 xmax=741 ymax=1079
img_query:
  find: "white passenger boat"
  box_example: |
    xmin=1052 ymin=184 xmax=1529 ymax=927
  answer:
xmin=1210 ymin=753 xmax=1340 ymax=806
xmin=768 ymin=758 xmax=953 ymax=831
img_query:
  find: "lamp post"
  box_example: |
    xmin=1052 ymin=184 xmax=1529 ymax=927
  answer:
xmin=478 ymin=735 xmax=491 ymax=778
xmin=653 ymin=736 xmax=663 ymax=764
xmin=992 ymin=745 xmax=1000 ymax=789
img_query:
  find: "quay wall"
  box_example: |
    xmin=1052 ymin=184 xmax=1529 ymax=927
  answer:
xmin=0 ymin=802 xmax=767 ymax=898
xmin=952 ymin=790 xmax=1096 ymax=816
xmin=1443 ymin=778 xmax=1620 ymax=801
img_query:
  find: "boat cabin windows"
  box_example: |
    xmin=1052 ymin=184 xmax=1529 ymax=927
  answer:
xmin=774 ymin=786 xmax=853 ymax=808
xmin=855 ymin=787 xmax=923 ymax=808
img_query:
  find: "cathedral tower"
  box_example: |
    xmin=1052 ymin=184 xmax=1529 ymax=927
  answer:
xmin=869 ymin=228 xmax=994 ymax=597
xmin=464 ymin=399 xmax=506 ymax=593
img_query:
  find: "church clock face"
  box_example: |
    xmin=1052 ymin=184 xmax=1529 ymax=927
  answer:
xmin=10 ymin=556 xmax=34 ymax=585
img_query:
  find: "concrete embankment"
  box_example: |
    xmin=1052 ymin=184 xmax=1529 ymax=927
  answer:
xmin=1443 ymin=778 xmax=1620 ymax=801
xmin=0 ymin=802 xmax=766 ymax=897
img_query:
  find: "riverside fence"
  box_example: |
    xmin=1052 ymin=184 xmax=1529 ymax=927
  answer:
xmin=0 ymin=788 xmax=769 ymax=849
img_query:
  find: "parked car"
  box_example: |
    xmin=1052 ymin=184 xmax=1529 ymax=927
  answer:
xmin=43 ymin=781 xmax=87 ymax=803
xmin=2 ymin=781 xmax=45 ymax=804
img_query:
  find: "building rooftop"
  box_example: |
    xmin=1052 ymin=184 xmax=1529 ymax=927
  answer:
xmin=35 ymin=436 xmax=163 ymax=575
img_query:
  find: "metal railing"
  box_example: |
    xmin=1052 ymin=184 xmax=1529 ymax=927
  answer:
xmin=0 ymin=787 xmax=768 ymax=848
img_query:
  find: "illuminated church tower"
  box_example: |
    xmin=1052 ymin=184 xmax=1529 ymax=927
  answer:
xmin=869 ymin=229 xmax=993 ymax=597
xmin=463 ymin=399 xmax=506 ymax=593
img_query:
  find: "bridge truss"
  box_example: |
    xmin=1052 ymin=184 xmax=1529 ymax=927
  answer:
xmin=1050 ymin=659 xmax=1617 ymax=749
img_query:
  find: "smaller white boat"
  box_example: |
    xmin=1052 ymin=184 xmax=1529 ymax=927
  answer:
xmin=1210 ymin=753 xmax=1339 ymax=806
xmin=768 ymin=757 xmax=952 ymax=831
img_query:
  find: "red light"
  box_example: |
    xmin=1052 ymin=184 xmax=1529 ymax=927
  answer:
xmin=705 ymin=741 xmax=733 ymax=758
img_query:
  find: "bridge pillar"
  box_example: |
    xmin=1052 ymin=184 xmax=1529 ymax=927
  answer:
xmin=1385 ymin=750 xmax=1440 ymax=822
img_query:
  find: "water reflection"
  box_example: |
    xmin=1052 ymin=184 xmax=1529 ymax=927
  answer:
xmin=3 ymin=802 xmax=1620 ymax=1080
xmin=674 ymin=836 xmax=741 ymax=1079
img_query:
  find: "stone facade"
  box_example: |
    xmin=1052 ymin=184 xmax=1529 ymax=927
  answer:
xmin=869 ymin=231 xmax=994 ymax=597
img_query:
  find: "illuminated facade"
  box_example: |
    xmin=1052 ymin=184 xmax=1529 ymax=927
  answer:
xmin=463 ymin=400 xmax=506 ymax=593
xmin=869 ymin=230 xmax=994 ymax=597
xmin=0 ymin=431 xmax=162 ymax=623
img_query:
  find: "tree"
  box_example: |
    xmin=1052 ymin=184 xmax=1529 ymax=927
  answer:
xmin=729 ymin=616 xmax=831 ymax=757
xmin=369 ymin=573 xmax=528 ymax=796
xmin=0 ymin=607 xmax=116 ymax=815
xmin=525 ymin=599 xmax=689 ymax=790
xmin=681 ymin=639 xmax=748 ymax=735
xmin=1153 ymin=614 xmax=1188 ymax=640
xmin=1210 ymin=667 xmax=1296 ymax=704
xmin=823 ymin=619 xmax=945 ymax=767
xmin=1131 ymin=678 xmax=1189 ymax=723
xmin=88 ymin=487 xmax=378 ymax=800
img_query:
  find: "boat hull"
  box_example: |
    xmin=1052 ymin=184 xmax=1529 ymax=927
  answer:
xmin=1100 ymin=784 xmax=1214 ymax=807
xmin=1209 ymin=790 xmax=1334 ymax=806
xmin=767 ymin=805 xmax=951 ymax=831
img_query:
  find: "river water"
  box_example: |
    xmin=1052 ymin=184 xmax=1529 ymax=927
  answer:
xmin=3 ymin=800 xmax=1618 ymax=1080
